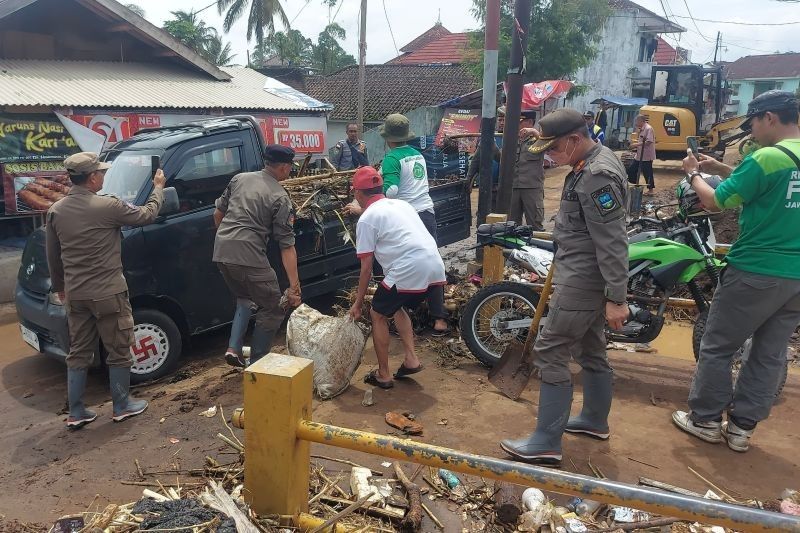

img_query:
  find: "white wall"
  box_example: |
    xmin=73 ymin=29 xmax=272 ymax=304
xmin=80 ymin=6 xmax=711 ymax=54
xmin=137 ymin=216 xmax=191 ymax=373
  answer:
xmin=566 ymin=15 xmax=641 ymax=115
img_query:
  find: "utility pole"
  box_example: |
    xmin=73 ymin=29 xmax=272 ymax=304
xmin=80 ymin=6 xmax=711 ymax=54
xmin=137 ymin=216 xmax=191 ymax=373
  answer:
xmin=495 ymin=0 xmax=531 ymax=214
xmin=477 ymin=0 xmax=501 ymax=227
xmin=357 ymin=0 xmax=367 ymax=133
xmin=713 ymin=31 xmax=721 ymax=64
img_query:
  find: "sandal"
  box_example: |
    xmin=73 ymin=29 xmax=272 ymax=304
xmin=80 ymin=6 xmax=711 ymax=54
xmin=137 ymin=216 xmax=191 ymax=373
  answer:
xmin=394 ymin=364 xmax=424 ymax=379
xmin=364 ymin=369 xmax=394 ymax=389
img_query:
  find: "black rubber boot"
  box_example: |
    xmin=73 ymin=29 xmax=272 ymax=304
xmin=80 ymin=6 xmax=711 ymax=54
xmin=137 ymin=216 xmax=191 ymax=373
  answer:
xmin=66 ymin=368 xmax=97 ymax=430
xmin=565 ymin=370 xmax=613 ymax=440
xmin=109 ymin=367 xmax=148 ymax=422
xmin=500 ymin=383 xmax=573 ymax=464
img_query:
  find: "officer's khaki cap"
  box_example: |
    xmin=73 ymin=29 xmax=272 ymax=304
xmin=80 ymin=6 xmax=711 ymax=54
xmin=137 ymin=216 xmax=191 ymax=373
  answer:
xmin=64 ymin=152 xmax=111 ymax=175
xmin=529 ymin=108 xmax=587 ymax=154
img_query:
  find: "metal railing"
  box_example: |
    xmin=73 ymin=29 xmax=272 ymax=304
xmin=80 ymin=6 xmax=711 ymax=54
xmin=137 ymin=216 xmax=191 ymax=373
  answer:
xmin=234 ymin=354 xmax=800 ymax=532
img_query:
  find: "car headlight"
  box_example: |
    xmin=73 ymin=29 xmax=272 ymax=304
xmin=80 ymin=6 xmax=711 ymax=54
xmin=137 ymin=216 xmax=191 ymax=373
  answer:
xmin=48 ymin=291 xmax=64 ymax=306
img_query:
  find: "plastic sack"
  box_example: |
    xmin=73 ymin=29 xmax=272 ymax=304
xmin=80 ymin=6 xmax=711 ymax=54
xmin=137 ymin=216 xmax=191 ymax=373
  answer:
xmin=286 ymin=304 xmax=367 ymax=399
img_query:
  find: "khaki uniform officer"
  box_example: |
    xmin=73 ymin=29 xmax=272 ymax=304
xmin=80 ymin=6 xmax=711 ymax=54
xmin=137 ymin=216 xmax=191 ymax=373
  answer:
xmin=213 ymin=145 xmax=301 ymax=368
xmin=46 ymin=152 xmax=165 ymax=429
xmin=510 ymin=110 xmax=546 ymax=230
xmin=500 ymin=109 xmax=629 ymax=464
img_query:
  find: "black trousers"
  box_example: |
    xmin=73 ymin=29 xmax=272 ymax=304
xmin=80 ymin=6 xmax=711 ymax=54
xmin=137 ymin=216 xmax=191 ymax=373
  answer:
xmin=416 ymin=210 xmax=448 ymax=320
xmin=628 ymin=160 xmax=655 ymax=190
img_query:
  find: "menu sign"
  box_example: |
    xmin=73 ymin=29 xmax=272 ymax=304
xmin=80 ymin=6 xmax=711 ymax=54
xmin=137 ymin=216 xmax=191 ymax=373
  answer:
xmin=0 ymin=115 xmax=80 ymax=163
xmin=2 ymin=160 xmax=72 ymax=214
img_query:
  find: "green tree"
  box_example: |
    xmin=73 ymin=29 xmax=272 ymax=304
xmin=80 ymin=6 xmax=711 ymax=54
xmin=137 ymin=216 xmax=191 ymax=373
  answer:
xmin=252 ymin=29 xmax=314 ymax=66
xmin=163 ymin=11 xmax=235 ymax=66
xmin=311 ymin=23 xmax=356 ymax=74
xmin=467 ymin=0 xmax=610 ymax=82
xmin=216 ymin=0 xmax=290 ymax=45
xmin=124 ymin=3 xmax=146 ymax=18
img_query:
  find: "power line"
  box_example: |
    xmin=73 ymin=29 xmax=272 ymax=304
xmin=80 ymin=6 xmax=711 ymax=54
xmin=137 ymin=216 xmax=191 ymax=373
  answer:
xmin=194 ymin=1 xmax=218 ymax=15
xmin=668 ymin=14 xmax=800 ymax=26
xmin=382 ymin=0 xmax=399 ymax=56
xmin=331 ymin=0 xmax=346 ymax=24
xmin=680 ymin=0 xmax=714 ymax=43
xmin=291 ymin=0 xmax=312 ymax=25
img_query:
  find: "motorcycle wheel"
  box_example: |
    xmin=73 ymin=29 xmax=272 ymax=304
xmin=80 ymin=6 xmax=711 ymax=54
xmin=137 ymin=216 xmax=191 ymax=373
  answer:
xmin=693 ymin=310 xmax=789 ymax=399
xmin=460 ymin=282 xmax=541 ymax=367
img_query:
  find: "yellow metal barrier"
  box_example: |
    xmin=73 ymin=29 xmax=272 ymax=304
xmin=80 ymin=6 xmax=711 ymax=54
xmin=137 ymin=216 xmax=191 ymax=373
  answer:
xmin=236 ymin=354 xmax=800 ymax=532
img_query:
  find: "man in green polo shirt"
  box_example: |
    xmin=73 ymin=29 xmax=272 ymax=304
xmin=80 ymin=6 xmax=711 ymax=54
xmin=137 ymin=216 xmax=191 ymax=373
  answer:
xmin=672 ymin=90 xmax=800 ymax=453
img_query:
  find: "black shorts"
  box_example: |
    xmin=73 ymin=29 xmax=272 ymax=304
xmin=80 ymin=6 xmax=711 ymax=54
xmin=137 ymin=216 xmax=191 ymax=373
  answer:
xmin=371 ymin=283 xmax=432 ymax=318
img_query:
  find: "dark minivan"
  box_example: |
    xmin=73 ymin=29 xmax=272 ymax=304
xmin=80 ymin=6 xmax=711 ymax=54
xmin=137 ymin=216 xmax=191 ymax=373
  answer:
xmin=16 ymin=117 xmax=471 ymax=382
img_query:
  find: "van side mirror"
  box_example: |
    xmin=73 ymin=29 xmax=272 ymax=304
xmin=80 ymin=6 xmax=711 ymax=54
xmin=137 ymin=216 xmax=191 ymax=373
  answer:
xmin=159 ymin=187 xmax=180 ymax=216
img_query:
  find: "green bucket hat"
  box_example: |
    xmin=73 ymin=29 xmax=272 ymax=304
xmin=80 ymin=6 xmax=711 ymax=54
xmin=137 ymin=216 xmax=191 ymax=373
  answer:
xmin=379 ymin=113 xmax=416 ymax=142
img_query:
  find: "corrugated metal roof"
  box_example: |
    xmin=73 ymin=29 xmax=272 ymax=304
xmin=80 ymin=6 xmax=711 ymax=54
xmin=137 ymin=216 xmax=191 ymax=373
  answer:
xmin=0 ymin=60 xmax=309 ymax=111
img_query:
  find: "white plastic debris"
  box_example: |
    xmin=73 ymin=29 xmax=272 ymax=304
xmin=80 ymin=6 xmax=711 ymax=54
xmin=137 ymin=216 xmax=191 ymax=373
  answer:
xmin=199 ymin=406 xmax=218 ymax=418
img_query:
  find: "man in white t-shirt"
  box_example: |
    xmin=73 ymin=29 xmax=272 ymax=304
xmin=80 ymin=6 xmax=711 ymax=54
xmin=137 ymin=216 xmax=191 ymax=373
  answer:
xmin=348 ymin=166 xmax=446 ymax=389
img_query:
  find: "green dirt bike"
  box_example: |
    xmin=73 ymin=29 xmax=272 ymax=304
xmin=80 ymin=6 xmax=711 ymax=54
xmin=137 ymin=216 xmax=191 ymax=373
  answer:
xmin=460 ymin=218 xmax=724 ymax=367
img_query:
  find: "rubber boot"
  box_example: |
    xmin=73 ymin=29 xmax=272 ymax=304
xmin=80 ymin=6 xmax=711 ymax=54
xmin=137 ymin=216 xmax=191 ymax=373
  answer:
xmin=66 ymin=368 xmax=97 ymax=430
xmin=565 ymin=370 xmax=613 ymax=440
xmin=109 ymin=367 xmax=148 ymax=422
xmin=500 ymin=383 xmax=573 ymax=464
xmin=249 ymin=327 xmax=276 ymax=364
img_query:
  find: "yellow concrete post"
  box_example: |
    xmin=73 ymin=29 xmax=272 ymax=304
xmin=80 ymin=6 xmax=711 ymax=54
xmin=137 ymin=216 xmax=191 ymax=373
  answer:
xmin=482 ymin=212 xmax=507 ymax=284
xmin=242 ymin=353 xmax=313 ymax=517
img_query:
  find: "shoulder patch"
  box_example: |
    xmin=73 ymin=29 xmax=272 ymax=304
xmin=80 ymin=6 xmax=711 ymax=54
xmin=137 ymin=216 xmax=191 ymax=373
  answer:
xmin=591 ymin=184 xmax=622 ymax=216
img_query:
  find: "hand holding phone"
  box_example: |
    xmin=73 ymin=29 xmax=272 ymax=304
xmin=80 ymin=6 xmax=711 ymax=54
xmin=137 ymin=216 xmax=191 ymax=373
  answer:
xmin=687 ymin=136 xmax=700 ymax=158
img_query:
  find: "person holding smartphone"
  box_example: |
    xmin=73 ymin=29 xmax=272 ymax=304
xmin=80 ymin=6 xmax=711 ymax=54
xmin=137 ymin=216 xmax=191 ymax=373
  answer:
xmin=628 ymin=115 xmax=656 ymax=195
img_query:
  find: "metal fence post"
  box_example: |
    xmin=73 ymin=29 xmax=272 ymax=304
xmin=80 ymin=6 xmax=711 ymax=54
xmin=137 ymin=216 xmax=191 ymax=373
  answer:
xmin=242 ymin=354 xmax=313 ymax=516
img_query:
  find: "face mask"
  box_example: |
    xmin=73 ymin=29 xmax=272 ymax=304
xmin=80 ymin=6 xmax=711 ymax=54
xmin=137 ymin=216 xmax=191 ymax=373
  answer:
xmin=550 ymin=137 xmax=576 ymax=166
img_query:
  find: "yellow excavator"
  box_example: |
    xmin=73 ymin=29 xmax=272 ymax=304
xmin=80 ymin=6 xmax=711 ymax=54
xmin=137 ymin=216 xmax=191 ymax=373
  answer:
xmin=637 ymin=64 xmax=747 ymax=160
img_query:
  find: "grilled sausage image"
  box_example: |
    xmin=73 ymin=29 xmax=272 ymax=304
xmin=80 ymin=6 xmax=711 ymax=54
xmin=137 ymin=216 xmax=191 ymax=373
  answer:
xmin=18 ymin=189 xmax=54 ymax=211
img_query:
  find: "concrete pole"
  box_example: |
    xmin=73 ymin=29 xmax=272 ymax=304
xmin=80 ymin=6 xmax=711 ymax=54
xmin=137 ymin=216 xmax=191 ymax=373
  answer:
xmin=495 ymin=0 xmax=531 ymax=214
xmin=477 ymin=0 xmax=501 ymax=227
xmin=357 ymin=0 xmax=367 ymax=133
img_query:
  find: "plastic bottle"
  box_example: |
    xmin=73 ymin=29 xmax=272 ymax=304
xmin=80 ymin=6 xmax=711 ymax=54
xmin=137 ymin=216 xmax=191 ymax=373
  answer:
xmin=437 ymin=468 xmax=460 ymax=488
xmin=575 ymin=499 xmax=601 ymax=516
xmin=566 ymin=497 xmax=582 ymax=512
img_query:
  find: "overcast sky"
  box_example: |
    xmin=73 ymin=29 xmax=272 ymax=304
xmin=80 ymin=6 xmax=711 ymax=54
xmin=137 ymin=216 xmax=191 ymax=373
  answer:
xmin=132 ymin=0 xmax=799 ymax=67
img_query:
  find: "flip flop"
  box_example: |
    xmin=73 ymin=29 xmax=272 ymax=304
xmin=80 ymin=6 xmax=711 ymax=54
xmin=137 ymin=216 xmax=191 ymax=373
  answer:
xmin=431 ymin=327 xmax=452 ymax=338
xmin=364 ymin=369 xmax=394 ymax=389
xmin=394 ymin=364 xmax=424 ymax=379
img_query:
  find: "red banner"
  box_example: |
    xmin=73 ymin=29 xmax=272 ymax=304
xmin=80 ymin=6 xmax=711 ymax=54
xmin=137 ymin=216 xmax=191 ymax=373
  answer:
xmin=435 ymin=108 xmax=481 ymax=149
xmin=509 ymin=80 xmax=574 ymax=109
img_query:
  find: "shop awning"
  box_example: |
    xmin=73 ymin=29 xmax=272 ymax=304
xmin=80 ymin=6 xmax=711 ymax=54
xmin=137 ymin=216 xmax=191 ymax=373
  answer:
xmin=590 ymin=96 xmax=648 ymax=108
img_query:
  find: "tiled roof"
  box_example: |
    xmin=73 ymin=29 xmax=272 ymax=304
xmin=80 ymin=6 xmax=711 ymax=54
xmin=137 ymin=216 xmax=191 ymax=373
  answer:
xmin=399 ymin=23 xmax=452 ymax=53
xmin=0 ymin=60 xmax=308 ymax=111
xmin=725 ymin=53 xmax=800 ymax=80
xmin=304 ymin=64 xmax=479 ymax=121
xmin=653 ymin=37 xmax=677 ymax=65
xmin=388 ymin=33 xmax=472 ymax=65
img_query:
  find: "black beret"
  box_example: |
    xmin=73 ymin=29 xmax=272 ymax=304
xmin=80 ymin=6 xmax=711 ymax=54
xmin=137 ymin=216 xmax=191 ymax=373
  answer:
xmin=264 ymin=144 xmax=295 ymax=164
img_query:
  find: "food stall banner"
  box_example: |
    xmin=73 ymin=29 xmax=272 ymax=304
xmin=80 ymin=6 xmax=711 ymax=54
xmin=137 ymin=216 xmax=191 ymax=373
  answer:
xmin=435 ymin=108 xmax=481 ymax=150
xmin=2 ymin=160 xmax=72 ymax=215
xmin=0 ymin=115 xmax=80 ymax=163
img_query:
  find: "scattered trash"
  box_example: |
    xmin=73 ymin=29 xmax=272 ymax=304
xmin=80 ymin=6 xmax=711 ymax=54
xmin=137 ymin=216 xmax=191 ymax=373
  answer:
xmin=438 ymin=468 xmax=461 ymax=489
xmin=168 ymin=437 xmax=180 ymax=444
xmin=522 ymin=487 xmax=545 ymax=511
xmin=50 ymin=516 xmax=83 ymax=533
xmin=199 ymin=405 xmax=218 ymax=418
xmin=381 ymin=461 xmax=393 ymax=468
xmin=385 ymin=411 xmax=423 ymax=435
xmin=287 ymin=304 xmax=367 ymax=399
xmin=350 ymin=466 xmax=385 ymax=505
xmin=781 ymin=499 xmax=800 ymax=516
xmin=22 ymin=391 xmax=34 ymax=398
xmin=159 ymin=417 xmax=166 ymax=424
xmin=613 ymin=506 xmax=651 ymax=523
xmin=575 ymin=498 xmax=601 ymax=516
xmin=361 ymin=388 xmax=375 ymax=406
xmin=437 ymin=418 xmax=448 ymax=425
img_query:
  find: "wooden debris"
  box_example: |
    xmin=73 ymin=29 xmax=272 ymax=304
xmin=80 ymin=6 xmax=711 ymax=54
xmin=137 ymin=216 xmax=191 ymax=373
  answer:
xmin=421 ymin=502 xmax=444 ymax=530
xmin=309 ymin=494 xmax=373 ymax=533
xmin=394 ymin=463 xmax=423 ymax=531
xmin=638 ymin=477 xmax=703 ymax=498
xmin=493 ymin=481 xmax=525 ymax=524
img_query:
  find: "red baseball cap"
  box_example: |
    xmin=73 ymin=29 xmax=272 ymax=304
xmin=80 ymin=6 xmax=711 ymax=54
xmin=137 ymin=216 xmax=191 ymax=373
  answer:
xmin=351 ymin=166 xmax=383 ymax=191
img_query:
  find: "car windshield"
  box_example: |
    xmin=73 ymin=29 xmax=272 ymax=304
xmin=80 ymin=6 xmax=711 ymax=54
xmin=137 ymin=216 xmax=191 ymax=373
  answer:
xmin=99 ymin=150 xmax=162 ymax=203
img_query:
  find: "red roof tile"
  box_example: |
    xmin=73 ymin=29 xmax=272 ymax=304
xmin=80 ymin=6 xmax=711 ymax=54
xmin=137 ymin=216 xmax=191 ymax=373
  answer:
xmin=399 ymin=23 xmax=452 ymax=53
xmin=653 ymin=37 xmax=678 ymax=65
xmin=725 ymin=53 xmax=800 ymax=80
xmin=388 ymin=33 xmax=471 ymax=65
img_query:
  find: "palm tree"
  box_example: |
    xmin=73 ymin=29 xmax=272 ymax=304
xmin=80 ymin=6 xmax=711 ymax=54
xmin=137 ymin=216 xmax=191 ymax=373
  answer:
xmin=217 ymin=0 xmax=290 ymax=46
xmin=163 ymin=10 xmax=216 ymax=57
xmin=207 ymin=31 xmax=237 ymax=66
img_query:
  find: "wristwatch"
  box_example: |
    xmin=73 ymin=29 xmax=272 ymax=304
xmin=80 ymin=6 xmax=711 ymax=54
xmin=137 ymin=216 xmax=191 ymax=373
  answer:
xmin=689 ymin=171 xmax=703 ymax=186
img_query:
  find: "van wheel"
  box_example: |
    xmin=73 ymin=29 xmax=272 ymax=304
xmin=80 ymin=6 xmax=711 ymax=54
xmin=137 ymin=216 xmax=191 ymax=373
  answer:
xmin=129 ymin=309 xmax=182 ymax=384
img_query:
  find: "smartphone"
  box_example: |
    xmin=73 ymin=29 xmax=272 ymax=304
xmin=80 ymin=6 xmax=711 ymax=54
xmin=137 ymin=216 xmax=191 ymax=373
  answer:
xmin=150 ymin=155 xmax=161 ymax=179
xmin=687 ymin=136 xmax=700 ymax=158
